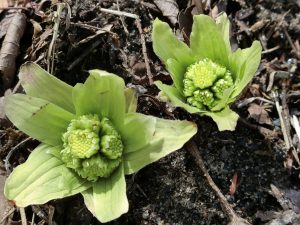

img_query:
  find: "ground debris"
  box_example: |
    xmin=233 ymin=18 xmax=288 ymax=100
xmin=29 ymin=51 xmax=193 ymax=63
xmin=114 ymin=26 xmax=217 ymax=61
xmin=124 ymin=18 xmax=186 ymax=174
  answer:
xmin=0 ymin=12 xmax=26 ymax=91
xmin=247 ymin=103 xmax=272 ymax=125
xmin=256 ymin=210 xmax=300 ymax=225
xmin=153 ymin=0 xmax=179 ymax=25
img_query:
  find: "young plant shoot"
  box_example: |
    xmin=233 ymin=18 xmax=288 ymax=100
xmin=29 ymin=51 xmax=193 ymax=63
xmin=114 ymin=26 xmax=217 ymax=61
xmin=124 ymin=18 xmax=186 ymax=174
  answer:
xmin=152 ymin=14 xmax=262 ymax=131
xmin=4 ymin=62 xmax=197 ymax=222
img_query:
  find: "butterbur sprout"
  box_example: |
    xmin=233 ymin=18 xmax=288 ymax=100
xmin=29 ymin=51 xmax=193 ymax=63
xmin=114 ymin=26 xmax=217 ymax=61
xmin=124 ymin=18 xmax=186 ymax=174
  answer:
xmin=4 ymin=62 xmax=197 ymax=222
xmin=152 ymin=13 xmax=262 ymax=131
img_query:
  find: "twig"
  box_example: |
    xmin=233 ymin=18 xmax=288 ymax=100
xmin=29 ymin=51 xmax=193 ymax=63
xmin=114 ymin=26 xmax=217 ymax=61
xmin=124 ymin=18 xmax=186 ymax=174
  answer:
xmin=266 ymin=71 xmax=275 ymax=92
xmin=135 ymin=19 xmax=153 ymax=85
xmin=272 ymin=91 xmax=299 ymax=163
xmin=69 ymin=22 xmax=113 ymax=33
xmin=97 ymin=7 xmax=153 ymax=84
xmin=136 ymin=184 xmax=148 ymax=198
xmin=0 ymin=207 xmax=15 ymax=223
xmin=291 ymin=116 xmax=300 ymax=165
xmin=273 ymin=91 xmax=291 ymax=149
xmin=71 ymin=24 xmax=113 ymax=47
xmin=12 ymin=80 xmax=22 ymax=93
xmin=186 ymin=141 xmax=251 ymax=225
xmin=20 ymin=207 xmax=27 ymax=225
xmin=236 ymin=96 xmax=274 ymax=108
xmin=31 ymin=205 xmax=48 ymax=221
xmin=281 ymin=80 xmax=300 ymax=165
xmin=5 ymin=137 xmax=32 ymax=174
xmin=100 ymin=7 xmax=138 ymax=19
xmin=116 ymin=0 xmax=129 ymax=34
xmin=239 ymin=117 xmax=277 ymax=138
xmin=281 ymin=80 xmax=293 ymax=147
xmin=287 ymin=91 xmax=300 ymax=99
xmin=48 ymin=206 xmax=55 ymax=225
xmin=238 ymin=117 xmax=260 ymax=130
xmin=67 ymin=39 xmax=102 ymax=71
xmin=31 ymin=213 xmax=35 ymax=225
xmin=262 ymin=45 xmax=280 ymax=54
xmin=47 ymin=3 xmax=64 ymax=73
xmin=0 ymin=7 xmax=29 ymax=10
xmin=282 ymin=26 xmax=300 ymax=59
xmin=292 ymin=116 xmax=300 ymax=144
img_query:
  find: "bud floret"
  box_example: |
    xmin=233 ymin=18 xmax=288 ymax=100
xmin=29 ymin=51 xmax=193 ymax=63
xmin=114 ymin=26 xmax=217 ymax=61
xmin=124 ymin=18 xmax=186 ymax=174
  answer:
xmin=60 ymin=147 xmax=82 ymax=169
xmin=61 ymin=115 xmax=124 ymax=181
xmin=101 ymin=135 xmax=123 ymax=159
xmin=183 ymin=79 xmax=196 ymax=97
xmin=193 ymin=89 xmax=214 ymax=107
xmin=187 ymin=97 xmax=204 ymax=109
xmin=182 ymin=58 xmax=233 ymax=110
xmin=63 ymin=129 xmax=100 ymax=158
xmin=212 ymin=73 xmax=234 ymax=99
xmin=185 ymin=59 xmax=219 ymax=89
xmin=62 ymin=115 xmax=101 ymax=159
xmin=77 ymin=154 xmax=121 ymax=181
xmin=100 ymin=118 xmax=124 ymax=159
xmin=67 ymin=114 xmax=100 ymax=133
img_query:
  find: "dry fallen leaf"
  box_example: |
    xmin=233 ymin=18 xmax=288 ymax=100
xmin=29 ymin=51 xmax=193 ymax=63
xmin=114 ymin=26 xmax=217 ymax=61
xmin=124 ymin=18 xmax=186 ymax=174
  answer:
xmin=0 ymin=171 xmax=12 ymax=221
xmin=229 ymin=172 xmax=238 ymax=196
xmin=284 ymin=189 xmax=300 ymax=213
xmin=248 ymin=103 xmax=272 ymax=125
xmin=0 ymin=13 xmax=14 ymax=40
xmin=250 ymin=20 xmax=268 ymax=32
xmin=178 ymin=5 xmax=194 ymax=44
xmin=154 ymin=0 xmax=179 ymax=25
xmin=0 ymin=12 xmax=26 ymax=89
xmin=256 ymin=210 xmax=300 ymax=225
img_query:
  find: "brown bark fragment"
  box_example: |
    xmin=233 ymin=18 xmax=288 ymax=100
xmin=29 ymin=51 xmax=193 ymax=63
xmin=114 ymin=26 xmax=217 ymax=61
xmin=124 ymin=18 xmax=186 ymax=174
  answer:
xmin=0 ymin=12 xmax=26 ymax=90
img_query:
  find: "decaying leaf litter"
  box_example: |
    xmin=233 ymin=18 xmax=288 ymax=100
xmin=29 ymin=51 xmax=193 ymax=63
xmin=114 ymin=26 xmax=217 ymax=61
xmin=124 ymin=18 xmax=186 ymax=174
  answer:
xmin=0 ymin=0 xmax=300 ymax=224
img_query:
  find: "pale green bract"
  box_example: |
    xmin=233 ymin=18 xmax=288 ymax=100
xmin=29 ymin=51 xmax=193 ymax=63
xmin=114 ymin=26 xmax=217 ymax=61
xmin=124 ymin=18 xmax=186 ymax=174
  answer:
xmin=152 ymin=13 xmax=262 ymax=131
xmin=4 ymin=62 xmax=197 ymax=223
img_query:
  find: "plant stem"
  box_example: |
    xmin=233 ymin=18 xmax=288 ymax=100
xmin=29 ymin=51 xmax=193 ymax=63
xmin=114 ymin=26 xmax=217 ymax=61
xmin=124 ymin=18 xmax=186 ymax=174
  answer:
xmin=186 ymin=141 xmax=251 ymax=225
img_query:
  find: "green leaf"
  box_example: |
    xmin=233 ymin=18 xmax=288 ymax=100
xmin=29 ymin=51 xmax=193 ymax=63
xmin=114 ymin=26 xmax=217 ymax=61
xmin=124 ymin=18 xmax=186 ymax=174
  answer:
xmin=203 ymin=107 xmax=239 ymax=131
xmin=166 ymin=58 xmax=186 ymax=93
xmin=190 ymin=15 xmax=229 ymax=67
xmin=5 ymin=94 xmax=75 ymax=146
xmin=210 ymin=86 xmax=234 ymax=112
xmin=152 ymin=18 xmax=194 ymax=79
xmin=72 ymin=70 xmax=125 ymax=130
xmin=229 ymin=41 xmax=262 ymax=99
xmin=216 ymin=13 xmax=231 ymax=54
xmin=123 ymin=116 xmax=197 ymax=174
xmin=4 ymin=144 xmax=90 ymax=207
xmin=19 ymin=62 xmax=75 ymax=113
xmin=121 ymin=113 xmax=156 ymax=153
xmin=124 ymin=88 xmax=137 ymax=113
xmin=155 ymin=81 xmax=204 ymax=114
xmin=82 ymin=165 xmax=128 ymax=223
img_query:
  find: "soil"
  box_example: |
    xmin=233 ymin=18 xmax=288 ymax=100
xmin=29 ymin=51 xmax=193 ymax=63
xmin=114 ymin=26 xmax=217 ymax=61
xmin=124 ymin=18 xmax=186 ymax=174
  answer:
xmin=1 ymin=0 xmax=300 ymax=225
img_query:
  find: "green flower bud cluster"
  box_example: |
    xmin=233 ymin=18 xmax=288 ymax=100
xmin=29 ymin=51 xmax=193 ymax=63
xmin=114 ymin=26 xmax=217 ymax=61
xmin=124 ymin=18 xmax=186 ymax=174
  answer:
xmin=61 ymin=114 xmax=123 ymax=181
xmin=183 ymin=58 xmax=233 ymax=110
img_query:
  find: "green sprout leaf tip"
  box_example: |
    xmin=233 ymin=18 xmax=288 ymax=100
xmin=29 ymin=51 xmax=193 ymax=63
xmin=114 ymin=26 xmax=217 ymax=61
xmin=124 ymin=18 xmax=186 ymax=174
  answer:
xmin=152 ymin=13 xmax=262 ymax=131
